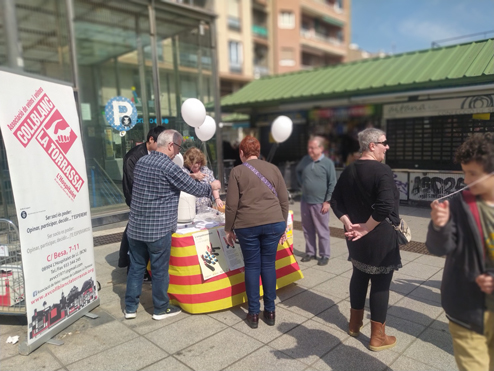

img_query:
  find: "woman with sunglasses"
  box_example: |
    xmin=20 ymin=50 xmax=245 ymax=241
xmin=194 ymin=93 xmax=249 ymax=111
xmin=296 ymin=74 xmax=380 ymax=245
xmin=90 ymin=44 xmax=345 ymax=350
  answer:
xmin=330 ymin=128 xmax=402 ymax=351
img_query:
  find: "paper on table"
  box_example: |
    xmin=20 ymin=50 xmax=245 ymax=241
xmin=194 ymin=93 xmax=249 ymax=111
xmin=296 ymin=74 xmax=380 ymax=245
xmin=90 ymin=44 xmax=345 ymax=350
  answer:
xmin=217 ymin=229 xmax=244 ymax=271
xmin=193 ymin=230 xmax=229 ymax=280
xmin=175 ymin=227 xmax=202 ymax=235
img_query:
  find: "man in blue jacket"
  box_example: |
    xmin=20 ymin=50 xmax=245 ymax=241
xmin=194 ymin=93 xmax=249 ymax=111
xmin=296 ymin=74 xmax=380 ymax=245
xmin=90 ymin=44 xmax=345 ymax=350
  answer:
xmin=427 ymin=132 xmax=494 ymax=371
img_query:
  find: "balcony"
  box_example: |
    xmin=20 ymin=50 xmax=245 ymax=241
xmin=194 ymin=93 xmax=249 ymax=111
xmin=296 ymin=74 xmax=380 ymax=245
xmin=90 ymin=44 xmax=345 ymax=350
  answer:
xmin=254 ymin=65 xmax=269 ymax=78
xmin=228 ymin=16 xmax=241 ymax=31
xmin=300 ymin=28 xmax=346 ymax=56
xmin=252 ymin=24 xmax=268 ymax=38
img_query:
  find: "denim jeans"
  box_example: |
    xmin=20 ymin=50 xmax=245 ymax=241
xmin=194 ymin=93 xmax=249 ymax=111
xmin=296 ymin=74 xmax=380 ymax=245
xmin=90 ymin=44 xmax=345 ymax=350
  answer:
xmin=125 ymin=233 xmax=172 ymax=315
xmin=235 ymin=221 xmax=286 ymax=314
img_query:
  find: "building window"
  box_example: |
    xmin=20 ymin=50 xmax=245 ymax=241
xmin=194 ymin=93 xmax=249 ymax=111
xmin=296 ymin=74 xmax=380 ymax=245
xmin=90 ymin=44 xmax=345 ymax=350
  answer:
xmin=228 ymin=0 xmax=241 ymax=31
xmin=229 ymin=41 xmax=243 ymax=73
xmin=279 ymin=11 xmax=295 ymax=29
xmin=280 ymin=47 xmax=295 ymax=66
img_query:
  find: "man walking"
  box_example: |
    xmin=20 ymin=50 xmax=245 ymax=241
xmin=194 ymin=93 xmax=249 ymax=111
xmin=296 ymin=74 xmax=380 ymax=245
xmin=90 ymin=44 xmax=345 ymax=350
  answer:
xmin=124 ymin=129 xmax=221 ymax=320
xmin=118 ymin=126 xmax=166 ymax=273
xmin=296 ymin=136 xmax=336 ymax=266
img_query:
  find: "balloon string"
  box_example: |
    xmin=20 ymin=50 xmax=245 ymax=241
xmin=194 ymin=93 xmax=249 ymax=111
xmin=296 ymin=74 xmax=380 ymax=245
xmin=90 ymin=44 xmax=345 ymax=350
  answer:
xmin=434 ymin=172 xmax=494 ymax=202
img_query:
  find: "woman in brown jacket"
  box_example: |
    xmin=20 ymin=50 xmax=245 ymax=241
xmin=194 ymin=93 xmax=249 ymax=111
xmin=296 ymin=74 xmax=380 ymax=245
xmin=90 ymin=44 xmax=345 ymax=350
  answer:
xmin=225 ymin=136 xmax=289 ymax=329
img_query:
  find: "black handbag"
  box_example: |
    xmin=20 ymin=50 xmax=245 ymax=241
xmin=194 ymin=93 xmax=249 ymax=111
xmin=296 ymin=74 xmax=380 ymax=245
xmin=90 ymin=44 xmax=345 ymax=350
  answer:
xmin=348 ymin=163 xmax=411 ymax=245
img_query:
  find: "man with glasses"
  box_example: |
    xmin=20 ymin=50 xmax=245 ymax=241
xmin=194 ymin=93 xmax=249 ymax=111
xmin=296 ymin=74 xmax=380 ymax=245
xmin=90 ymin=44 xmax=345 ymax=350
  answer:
xmin=296 ymin=135 xmax=337 ymax=266
xmin=124 ymin=129 xmax=221 ymax=320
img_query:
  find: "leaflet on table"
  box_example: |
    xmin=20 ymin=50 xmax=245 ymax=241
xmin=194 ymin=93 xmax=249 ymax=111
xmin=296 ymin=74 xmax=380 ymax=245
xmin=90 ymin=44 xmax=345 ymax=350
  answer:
xmin=217 ymin=229 xmax=244 ymax=271
xmin=193 ymin=229 xmax=230 ymax=280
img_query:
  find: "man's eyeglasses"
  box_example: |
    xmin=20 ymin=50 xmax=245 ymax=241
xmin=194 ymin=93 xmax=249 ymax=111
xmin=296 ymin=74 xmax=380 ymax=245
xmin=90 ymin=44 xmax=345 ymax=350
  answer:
xmin=172 ymin=142 xmax=182 ymax=150
xmin=374 ymin=141 xmax=388 ymax=146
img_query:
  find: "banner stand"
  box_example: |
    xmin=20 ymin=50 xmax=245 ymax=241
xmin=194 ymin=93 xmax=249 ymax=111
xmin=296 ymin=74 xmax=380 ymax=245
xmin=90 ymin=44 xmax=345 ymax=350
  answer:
xmin=18 ymin=299 xmax=99 ymax=355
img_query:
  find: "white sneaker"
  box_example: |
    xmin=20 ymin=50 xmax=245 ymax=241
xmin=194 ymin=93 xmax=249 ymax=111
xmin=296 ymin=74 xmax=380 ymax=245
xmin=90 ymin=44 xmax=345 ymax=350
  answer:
xmin=152 ymin=305 xmax=181 ymax=320
xmin=124 ymin=310 xmax=137 ymax=319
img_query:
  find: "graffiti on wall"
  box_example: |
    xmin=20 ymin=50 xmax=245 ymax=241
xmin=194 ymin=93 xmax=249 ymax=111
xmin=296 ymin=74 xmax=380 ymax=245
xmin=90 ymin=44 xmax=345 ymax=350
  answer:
xmin=393 ymin=172 xmax=408 ymax=201
xmin=409 ymin=172 xmax=464 ymax=201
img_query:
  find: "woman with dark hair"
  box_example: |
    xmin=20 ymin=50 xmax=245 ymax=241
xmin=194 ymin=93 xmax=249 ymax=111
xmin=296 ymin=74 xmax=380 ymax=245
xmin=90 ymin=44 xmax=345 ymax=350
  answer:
xmin=225 ymin=136 xmax=289 ymax=328
xmin=183 ymin=147 xmax=223 ymax=212
xmin=330 ymin=128 xmax=401 ymax=351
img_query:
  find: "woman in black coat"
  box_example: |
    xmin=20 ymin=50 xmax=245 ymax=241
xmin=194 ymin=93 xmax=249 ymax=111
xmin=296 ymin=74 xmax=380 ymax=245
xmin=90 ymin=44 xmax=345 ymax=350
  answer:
xmin=330 ymin=128 xmax=401 ymax=352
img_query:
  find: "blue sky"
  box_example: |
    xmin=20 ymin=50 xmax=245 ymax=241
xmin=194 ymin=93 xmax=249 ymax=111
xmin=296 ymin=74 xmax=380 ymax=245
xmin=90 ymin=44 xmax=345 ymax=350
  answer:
xmin=351 ymin=0 xmax=494 ymax=54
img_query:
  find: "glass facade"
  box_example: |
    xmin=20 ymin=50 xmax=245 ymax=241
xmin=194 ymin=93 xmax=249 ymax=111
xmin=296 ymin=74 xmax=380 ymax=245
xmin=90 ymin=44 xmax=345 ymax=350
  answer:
xmin=0 ymin=0 xmax=219 ymax=223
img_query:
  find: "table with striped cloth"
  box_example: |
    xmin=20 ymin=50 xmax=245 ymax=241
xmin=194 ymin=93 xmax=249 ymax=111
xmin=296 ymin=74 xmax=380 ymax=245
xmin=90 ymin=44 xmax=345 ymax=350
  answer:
xmin=167 ymin=212 xmax=303 ymax=314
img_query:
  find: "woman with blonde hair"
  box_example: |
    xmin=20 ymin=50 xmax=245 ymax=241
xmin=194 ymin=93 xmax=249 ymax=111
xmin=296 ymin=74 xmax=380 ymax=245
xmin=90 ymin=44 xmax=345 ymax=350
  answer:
xmin=183 ymin=147 xmax=223 ymax=211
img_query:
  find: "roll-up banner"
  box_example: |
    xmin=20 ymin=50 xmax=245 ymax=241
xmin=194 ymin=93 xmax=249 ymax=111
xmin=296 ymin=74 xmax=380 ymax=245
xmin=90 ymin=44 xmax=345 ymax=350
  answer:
xmin=0 ymin=70 xmax=99 ymax=354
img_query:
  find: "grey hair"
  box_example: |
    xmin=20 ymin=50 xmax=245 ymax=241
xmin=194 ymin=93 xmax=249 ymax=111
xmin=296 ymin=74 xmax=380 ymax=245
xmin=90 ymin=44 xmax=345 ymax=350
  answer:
xmin=358 ymin=128 xmax=385 ymax=152
xmin=157 ymin=129 xmax=182 ymax=148
xmin=308 ymin=135 xmax=326 ymax=149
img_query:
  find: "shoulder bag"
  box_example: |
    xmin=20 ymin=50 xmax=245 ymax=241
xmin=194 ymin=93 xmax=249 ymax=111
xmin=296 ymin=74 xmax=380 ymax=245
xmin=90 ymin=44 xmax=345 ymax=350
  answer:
xmin=243 ymin=162 xmax=278 ymax=197
xmin=349 ymin=163 xmax=411 ymax=245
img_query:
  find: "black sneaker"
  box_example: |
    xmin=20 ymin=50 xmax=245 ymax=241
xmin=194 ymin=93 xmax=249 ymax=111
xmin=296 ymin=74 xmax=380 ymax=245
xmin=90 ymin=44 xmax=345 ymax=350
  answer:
xmin=143 ymin=271 xmax=152 ymax=284
xmin=318 ymin=257 xmax=329 ymax=266
xmin=301 ymin=254 xmax=315 ymax=262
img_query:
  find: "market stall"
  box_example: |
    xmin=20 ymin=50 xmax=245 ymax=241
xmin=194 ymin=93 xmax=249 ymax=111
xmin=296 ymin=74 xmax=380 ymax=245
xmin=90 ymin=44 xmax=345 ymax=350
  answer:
xmin=167 ymin=212 xmax=303 ymax=314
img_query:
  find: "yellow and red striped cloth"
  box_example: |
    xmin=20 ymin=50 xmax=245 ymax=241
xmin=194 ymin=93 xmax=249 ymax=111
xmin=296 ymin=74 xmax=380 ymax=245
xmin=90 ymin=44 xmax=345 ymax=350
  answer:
xmin=167 ymin=212 xmax=303 ymax=314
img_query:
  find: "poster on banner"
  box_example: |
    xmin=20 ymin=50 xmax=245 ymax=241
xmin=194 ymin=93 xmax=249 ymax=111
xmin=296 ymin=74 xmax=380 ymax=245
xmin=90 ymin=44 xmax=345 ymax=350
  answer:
xmin=0 ymin=70 xmax=97 ymax=347
xmin=193 ymin=230 xmax=230 ymax=280
xmin=217 ymin=229 xmax=244 ymax=271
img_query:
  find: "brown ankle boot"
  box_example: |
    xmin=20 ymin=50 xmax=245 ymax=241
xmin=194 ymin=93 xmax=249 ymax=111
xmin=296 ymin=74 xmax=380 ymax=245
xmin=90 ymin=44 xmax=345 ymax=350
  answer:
xmin=369 ymin=320 xmax=396 ymax=351
xmin=348 ymin=308 xmax=364 ymax=337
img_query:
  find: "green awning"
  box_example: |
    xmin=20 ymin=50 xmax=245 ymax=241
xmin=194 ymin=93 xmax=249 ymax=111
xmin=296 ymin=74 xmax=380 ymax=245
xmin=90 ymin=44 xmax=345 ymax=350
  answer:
xmin=220 ymin=38 xmax=494 ymax=111
xmin=323 ymin=15 xmax=344 ymax=27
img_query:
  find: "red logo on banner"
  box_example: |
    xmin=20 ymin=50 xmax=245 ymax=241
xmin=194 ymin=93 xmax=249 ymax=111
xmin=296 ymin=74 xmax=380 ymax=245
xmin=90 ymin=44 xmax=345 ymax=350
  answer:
xmin=43 ymin=111 xmax=77 ymax=154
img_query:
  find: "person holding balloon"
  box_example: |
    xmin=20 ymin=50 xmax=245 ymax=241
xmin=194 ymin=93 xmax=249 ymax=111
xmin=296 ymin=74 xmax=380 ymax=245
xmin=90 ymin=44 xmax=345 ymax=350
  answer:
xmin=183 ymin=147 xmax=224 ymax=212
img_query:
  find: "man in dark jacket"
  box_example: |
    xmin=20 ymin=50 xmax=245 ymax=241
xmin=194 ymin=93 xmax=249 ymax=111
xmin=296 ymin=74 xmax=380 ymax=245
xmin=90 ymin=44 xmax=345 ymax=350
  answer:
xmin=426 ymin=133 xmax=494 ymax=371
xmin=118 ymin=126 xmax=167 ymax=269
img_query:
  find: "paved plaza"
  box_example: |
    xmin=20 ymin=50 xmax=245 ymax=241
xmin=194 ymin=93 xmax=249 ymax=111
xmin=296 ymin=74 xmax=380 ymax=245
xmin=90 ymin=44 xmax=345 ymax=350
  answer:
xmin=0 ymin=203 xmax=457 ymax=371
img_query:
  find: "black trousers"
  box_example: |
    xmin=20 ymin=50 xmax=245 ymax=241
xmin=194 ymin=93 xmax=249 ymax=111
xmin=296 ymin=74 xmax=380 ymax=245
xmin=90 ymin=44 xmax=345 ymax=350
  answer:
xmin=349 ymin=266 xmax=394 ymax=323
xmin=118 ymin=225 xmax=130 ymax=268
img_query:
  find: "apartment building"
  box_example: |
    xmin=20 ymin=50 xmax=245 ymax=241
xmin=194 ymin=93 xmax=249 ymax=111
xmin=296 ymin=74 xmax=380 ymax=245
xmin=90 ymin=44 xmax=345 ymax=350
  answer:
xmin=185 ymin=0 xmax=351 ymax=96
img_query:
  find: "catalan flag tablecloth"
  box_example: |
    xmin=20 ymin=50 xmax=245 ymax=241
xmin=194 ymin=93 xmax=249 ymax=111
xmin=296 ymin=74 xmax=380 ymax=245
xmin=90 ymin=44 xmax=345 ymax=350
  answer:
xmin=167 ymin=211 xmax=303 ymax=314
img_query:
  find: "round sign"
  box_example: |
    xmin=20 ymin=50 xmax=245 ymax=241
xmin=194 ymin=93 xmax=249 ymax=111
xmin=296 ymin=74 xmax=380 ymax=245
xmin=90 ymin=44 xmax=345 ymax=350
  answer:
xmin=104 ymin=96 xmax=138 ymax=131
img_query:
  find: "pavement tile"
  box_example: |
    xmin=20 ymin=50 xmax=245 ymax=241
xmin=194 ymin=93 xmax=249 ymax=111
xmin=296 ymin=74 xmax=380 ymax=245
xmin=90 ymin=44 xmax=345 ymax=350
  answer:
xmin=141 ymin=356 xmax=193 ymax=371
xmin=413 ymin=254 xmax=446 ymax=268
xmin=145 ymin=314 xmax=227 ymax=354
xmin=232 ymin=306 xmax=308 ymax=343
xmin=227 ymin=345 xmax=308 ymax=371
xmin=398 ymin=250 xmax=422 ymax=262
xmin=48 ymin=318 xmax=139 ymax=365
xmin=389 ymin=354 xmax=442 ymax=371
xmin=391 ymin=272 xmax=425 ymax=295
xmin=403 ymin=327 xmax=456 ymax=371
xmin=408 ymin=283 xmax=442 ymax=304
xmin=429 ymin=311 xmax=449 ymax=333
xmin=387 ymin=296 xmax=444 ymax=328
xmin=66 ymin=337 xmax=166 ymax=371
xmin=206 ymin=306 xmax=246 ymax=327
xmin=312 ymin=275 xmax=350 ymax=300
xmin=311 ymin=256 xmax=353 ymax=275
xmin=275 ymin=283 xmax=307 ymax=303
xmin=311 ymin=340 xmax=397 ymax=371
xmin=397 ymin=261 xmax=442 ymax=280
xmin=295 ymin=267 xmax=335 ymax=289
xmin=311 ymin=298 xmax=351 ymax=335
xmin=0 ymin=347 xmax=62 ymax=371
xmin=269 ymin=319 xmax=350 ymax=366
xmin=278 ymin=289 xmax=342 ymax=319
xmin=174 ymin=327 xmax=263 ymax=370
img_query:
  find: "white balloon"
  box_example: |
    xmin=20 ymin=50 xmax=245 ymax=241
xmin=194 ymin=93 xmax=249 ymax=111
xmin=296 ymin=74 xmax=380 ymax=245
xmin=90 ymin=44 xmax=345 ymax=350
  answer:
xmin=181 ymin=98 xmax=206 ymax=128
xmin=173 ymin=152 xmax=184 ymax=168
xmin=195 ymin=115 xmax=217 ymax=142
xmin=271 ymin=115 xmax=293 ymax=143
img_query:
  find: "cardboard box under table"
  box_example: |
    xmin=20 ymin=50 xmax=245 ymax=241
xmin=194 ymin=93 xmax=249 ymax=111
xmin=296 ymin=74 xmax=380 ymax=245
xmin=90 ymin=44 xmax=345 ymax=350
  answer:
xmin=167 ymin=218 xmax=303 ymax=314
